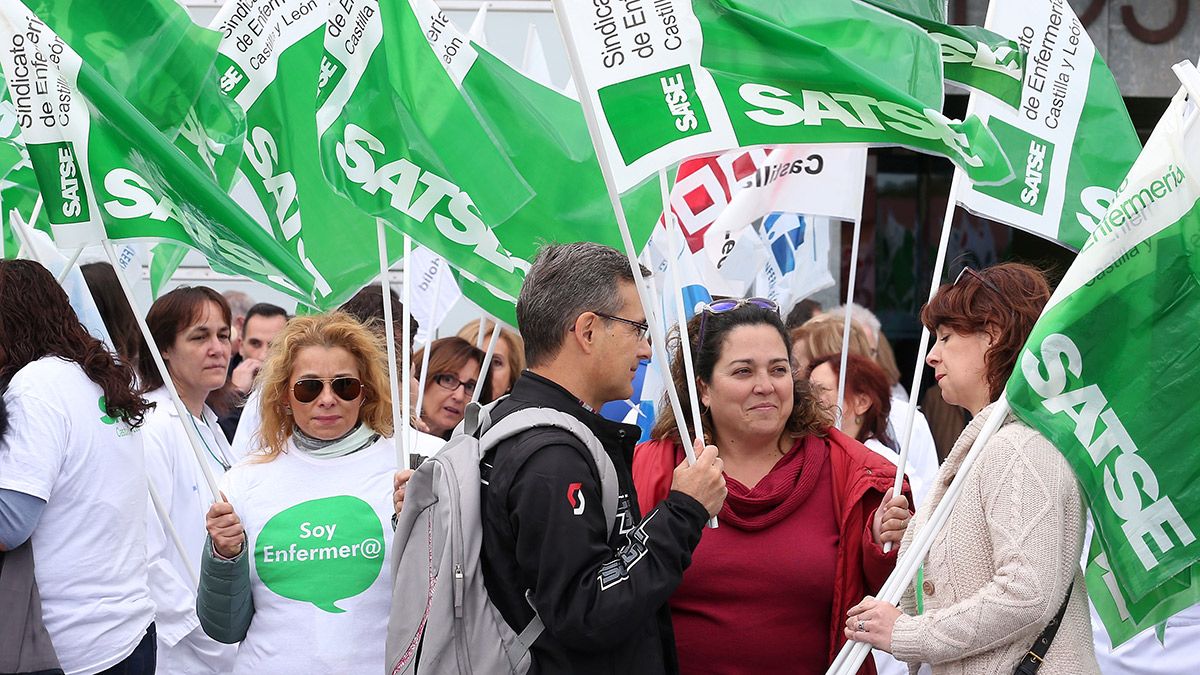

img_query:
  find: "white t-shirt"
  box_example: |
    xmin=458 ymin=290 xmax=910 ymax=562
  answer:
xmin=0 ymin=357 xmax=156 ymax=674
xmin=883 ymin=397 xmax=940 ymax=509
xmin=141 ymin=387 xmax=238 ymax=673
xmin=219 ymin=436 xmax=397 ymax=674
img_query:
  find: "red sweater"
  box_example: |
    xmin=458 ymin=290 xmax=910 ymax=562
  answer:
xmin=634 ymin=429 xmax=907 ymax=674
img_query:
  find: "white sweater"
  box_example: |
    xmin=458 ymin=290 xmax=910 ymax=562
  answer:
xmin=890 ymin=403 xmax=1099 ymax=674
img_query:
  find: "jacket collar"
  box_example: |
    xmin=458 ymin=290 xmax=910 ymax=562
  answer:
xmin=508 ymin=371 xmax=642 ymax=462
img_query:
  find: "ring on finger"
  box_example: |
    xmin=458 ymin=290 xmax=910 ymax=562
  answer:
xmin=857 ymin=620 xmax=866 ymax=632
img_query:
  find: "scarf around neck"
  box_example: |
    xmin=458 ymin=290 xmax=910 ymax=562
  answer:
xmin=716 ymin=434 xmax=830 ymax=531
xmin=292 ymin=423 xmax=379 ymax=459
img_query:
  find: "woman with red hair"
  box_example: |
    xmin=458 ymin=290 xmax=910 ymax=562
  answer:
xmin=845 ymin=263 xmax=1099 ymax=673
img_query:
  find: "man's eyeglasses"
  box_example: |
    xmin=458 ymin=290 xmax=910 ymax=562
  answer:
xmin=292 ymin=377 xmax=364 ymax=404
xmin=594 ymin=312 xmax=651 ymax=343
xmin=697 ymin=297 xmax=780 ymax=350
xmin=433 ymin=373 xmax=478 ymax=396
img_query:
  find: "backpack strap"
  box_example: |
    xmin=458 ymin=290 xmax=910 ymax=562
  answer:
xmin=478 ymin=408 xmax=620 ymax=539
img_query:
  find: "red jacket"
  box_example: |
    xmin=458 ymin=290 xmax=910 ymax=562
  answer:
xmin=633 ymin=428 xmax=909 ymax=674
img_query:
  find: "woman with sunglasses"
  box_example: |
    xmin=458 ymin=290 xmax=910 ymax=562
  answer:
xmin=413 ymin=336 xmax=493 ymax=439
xmin=844 ymin=263 xmax=1098 ymax=673
xmin=632 ymin=297 xmax=911 ymax=674
xmin=135 ymin=286 xmax=239 ymax=673
xmin=197 ymin=312 xmax=398 ymax=673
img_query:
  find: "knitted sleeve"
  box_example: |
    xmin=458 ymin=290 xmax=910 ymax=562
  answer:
xmin=889 ymin=428 xmax=1083 ymax=665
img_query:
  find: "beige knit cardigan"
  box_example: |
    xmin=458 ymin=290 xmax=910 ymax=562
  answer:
xmin=889 ymin=402 xmax=1099 ymax=674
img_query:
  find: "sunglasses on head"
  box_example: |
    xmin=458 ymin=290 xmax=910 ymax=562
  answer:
xmin=697 ymin=297 xmax=780 ymax=348
xmin=292 ymin=377 xmax=364 ymax=404
xmin=953 ymin=266 xmax=1002 ymax=296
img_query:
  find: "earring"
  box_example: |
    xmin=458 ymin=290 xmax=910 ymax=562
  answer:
xmin=854 ymin=414 xmax=863 ymax=425
xmin=284 ymin=405 xmax=292 ymax=416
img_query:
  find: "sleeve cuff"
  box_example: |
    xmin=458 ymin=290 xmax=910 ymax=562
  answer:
xmin=889 ymin=612 xmax=925 ymax=664
xmin=665 ymin=490 xmax=710 ymax=528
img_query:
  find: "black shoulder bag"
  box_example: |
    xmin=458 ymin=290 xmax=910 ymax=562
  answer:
xmin=1014 ymin=581 xmax=1074 ymax=675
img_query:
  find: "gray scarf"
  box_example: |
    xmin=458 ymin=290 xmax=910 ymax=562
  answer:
xmin=292 ymin=423 xmax=379 ymax=458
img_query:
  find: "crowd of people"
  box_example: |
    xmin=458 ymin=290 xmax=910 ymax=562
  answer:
xmin=0 ymin=242 xmax=1174 ymax=674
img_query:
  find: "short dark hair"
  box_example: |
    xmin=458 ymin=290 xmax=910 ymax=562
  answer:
xmin=138 ymin=286 xmax=232 ymax=392
xmin=338 ymin=284 xmax=418 ymax=350
xmin=920 ymin=262 xmax=1051 ymax=402
xmin=784 ymin=299 xmax=822 ymax=329
xmin=243 ymin=302 xmax=288 ymax=327
xmin=517 ymin=242 xmax=648 ymax=368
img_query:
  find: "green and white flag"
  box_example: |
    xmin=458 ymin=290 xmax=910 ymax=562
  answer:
xmin=318 ymin=0 xmax=659 ymax=314
xmin=1006 ymin=86 xmax=1200 ymax=645
xmin=212 ymin=0 xmax=409 ymax=309
xmin=863 ymin=0 xmax=1026 ymax=107
xmin=552 ymin=0 xmax=1013 ymax=193
xmin=0 ymin=0 xmax=316 ymax=297
xmin=954 ymin=0 xmax=1141 ymax=251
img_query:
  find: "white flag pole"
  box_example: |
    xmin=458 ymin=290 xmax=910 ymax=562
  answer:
xmin=827 ymin=401 xmax=1009 ymax=675
xmin=549 ymin=0 xmax=707 ymax=484
xmin=884 ymin=171 xmax=962 ymax=553
xmin=472 ymin=321 xmax=503 ymax=404
xmin=412 ymin=266 xmax=445 ymax=425
xmin=55 ymin=246 xmax=85 ymax=285
xmin=475 ymin=311 xmax=487 ymax=349
xmin=834 ymin=218 xmax=862 ymax=429
xmin=376 ymin=219 xmax=407 ymax=470
xmin=401 ymin=234 xmax=414 ymax=456
xmin=147 ymin=482 xmax=199 ymax=588
xmin=101 ymin=239 xmax=220 ymax=500
xmin=661 ymin=170 xmax=718 ymax=529
xmin=8 ymin=208 xmax=42 ymax=265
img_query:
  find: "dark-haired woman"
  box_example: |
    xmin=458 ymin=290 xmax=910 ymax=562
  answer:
xmin=0 ymin=259 xmax=157 ymax=673
xmin=413 ymin=337 xmax=493 ymax=438
xmin=137 ymin=286 xmax=239 ymax=673
xmin=632 ymin=298 xmax=911 ymax=674
xmin=845 ymin=263 xmax=1098 ymax=673
xmin=809 ymin=354 xmax=936 ymax=510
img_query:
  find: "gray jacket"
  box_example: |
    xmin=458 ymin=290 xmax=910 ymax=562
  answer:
xmin=196 ymin=535 xmax=254 ymax=644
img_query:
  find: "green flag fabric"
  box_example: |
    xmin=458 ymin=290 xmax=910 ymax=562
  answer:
xmin=955 ymin=0 xmax=1141 ymax=251
xmin=552 ymin=0 xmax=1013 ymax=193
xmin=1006 ymin=88 xmax=1200 ymax=646
xmin=211 ymin=0 xmax=408 ymax=310
xmin=864 ymin=0 xmax=1026 ymax=108
xmin=317 ymin=0 xmax=659 ymax=316
xmin=0 ymin=0 xmax=316 ymax=298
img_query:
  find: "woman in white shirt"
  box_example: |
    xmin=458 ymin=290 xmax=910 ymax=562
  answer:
xmin=136 ymin=286 xmax=240 ymax=674
xmin=0 ymin=259 xmax=157 ymax=674
xmin=197 ymin=311 xmax=399 ymax=674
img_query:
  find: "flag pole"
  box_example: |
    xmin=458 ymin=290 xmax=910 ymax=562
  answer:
xmin=475 ymin=311 xmax=487 ymax=349
xmin=8 ymin=208 xmax=42 ymax=266
xmin=101 ymin=239 xmax=221 ymax=500
xmin=376 ymin=219 xmax=407 ymax=470
xmin=660 ymin=170 xmax=717 ymax=528
xmin=884 ymin=171 xmax=962 ymax=554
xmin=412 ymin=265 xmax=445 ymax=425
xmin=550 ymin=0 xmax=712 ymax=522
xmin=55 ymin=246 xmax=85 ymax=285
xmin=472 ymin=321 xmax=502 ymax=404
xmin=827 ymin=401 xmax=1009 ymax=675
xmin=834 ymin=218 xmax=863 ymax=429
xmin=148 ymin=482 xmax=200 ymax=588
xmin=401 ymin=234 xmax=414 ymax=457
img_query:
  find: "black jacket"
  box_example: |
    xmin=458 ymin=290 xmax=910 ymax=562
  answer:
xmin=481 ymin=371 xmax=709 ymax=675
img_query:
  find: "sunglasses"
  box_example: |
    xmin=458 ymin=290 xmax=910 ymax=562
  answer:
xmin=594 ymin=312 xmax=651 ymax=343
xmin=953 ymin=266 xmax=1002 ymax=296
xmin=292 ymin=377 xmax=364 ymax=404
xmin=433 ymin=373 xmax=478 ymax=396
xmin=697 ymin=297 xmax=780 ymax=349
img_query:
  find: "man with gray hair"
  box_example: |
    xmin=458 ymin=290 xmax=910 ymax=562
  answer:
xmin=481 ymin=242 xmax=726 ymax=674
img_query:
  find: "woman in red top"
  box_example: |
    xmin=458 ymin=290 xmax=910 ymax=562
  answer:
xmin=633 ymin=298 xmax=911 ymax=675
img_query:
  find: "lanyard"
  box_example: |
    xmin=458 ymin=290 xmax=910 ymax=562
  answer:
xmin=188 ymin=410 xmax=231 ymax=472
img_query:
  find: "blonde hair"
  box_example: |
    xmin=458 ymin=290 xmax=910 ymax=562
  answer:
xmin=456 ymin=319 xmax=526 ymax=392
xmin=790 ymin=314 xmax=875 ymax=368
xmin=254 ymin=312 xmax=394 ymax=461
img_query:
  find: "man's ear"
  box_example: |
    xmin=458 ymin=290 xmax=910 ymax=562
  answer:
xmin=571 ymin=312 xmax=600 ymax=354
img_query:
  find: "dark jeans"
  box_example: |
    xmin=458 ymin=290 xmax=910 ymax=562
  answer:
xmin=96 ymin=624 xmax=155 ymax=675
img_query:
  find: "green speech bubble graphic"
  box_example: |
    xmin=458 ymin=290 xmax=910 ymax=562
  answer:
xmin=254 ymin=495 xmax=385 ymax=613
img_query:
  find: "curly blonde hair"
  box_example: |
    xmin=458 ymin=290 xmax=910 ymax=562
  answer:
xmin=254 ymin=312 xmax=394 ymax=461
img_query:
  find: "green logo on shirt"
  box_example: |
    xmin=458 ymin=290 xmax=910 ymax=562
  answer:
xmin=254 ymin=495 xmax=386 ymax=613
xmin=98 ymin=396 xmax=116 ymax=425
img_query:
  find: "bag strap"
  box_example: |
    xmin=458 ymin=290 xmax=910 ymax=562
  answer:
xmin=1013 ymin=581 xmax=1074 ymax=675
xmin=478 ymin=407 xmax=620 ymax=539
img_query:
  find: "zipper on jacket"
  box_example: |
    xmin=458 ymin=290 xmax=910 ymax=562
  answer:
xmin=443 ymin=462 xmax=471 ymax=671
